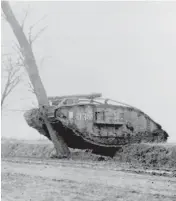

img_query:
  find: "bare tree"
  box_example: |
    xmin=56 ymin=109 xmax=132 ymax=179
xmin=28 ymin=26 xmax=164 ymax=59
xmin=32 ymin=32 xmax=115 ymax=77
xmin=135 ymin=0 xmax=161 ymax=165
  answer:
xmin=1 ymin=56 xmax=21 ymax=109
xmin=1 ymin=1 xmax=70 ymax=158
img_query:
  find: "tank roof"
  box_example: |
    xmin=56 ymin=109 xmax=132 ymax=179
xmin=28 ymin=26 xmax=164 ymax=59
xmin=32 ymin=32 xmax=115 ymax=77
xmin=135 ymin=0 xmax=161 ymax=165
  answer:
xmin=48 ymin=93 xmax=135 ymax=109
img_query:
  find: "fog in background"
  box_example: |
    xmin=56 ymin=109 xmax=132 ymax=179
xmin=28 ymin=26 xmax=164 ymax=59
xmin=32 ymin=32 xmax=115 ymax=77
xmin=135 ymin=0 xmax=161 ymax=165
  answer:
xmin=1 ymin=1 xmax=176 ymax=142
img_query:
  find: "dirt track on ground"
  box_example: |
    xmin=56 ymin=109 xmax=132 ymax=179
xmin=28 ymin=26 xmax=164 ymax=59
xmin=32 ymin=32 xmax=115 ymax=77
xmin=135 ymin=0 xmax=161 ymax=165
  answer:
xmin=2 ymin=157 xmax=176 ymax=201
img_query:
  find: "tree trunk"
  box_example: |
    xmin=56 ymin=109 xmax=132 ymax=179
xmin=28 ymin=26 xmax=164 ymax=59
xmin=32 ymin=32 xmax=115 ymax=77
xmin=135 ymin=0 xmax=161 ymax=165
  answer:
xmin=1 ymin=1 xmax=70 ymax=158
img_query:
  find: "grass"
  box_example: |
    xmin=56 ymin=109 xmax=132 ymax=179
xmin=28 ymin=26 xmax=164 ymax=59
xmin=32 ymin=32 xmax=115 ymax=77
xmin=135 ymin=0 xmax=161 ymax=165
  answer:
xmin=1 ymin=139 xmax=55 ymax=158
xmin=1 ymin=138 xmax=176 ymax=170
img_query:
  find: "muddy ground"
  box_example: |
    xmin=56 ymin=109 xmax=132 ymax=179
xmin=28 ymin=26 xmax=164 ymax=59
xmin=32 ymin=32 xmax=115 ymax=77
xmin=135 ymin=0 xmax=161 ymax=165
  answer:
xmin=1 ymin=140 xmax=176 ymax=201
xmin=2 ymin=157 xmax=176 ymax=201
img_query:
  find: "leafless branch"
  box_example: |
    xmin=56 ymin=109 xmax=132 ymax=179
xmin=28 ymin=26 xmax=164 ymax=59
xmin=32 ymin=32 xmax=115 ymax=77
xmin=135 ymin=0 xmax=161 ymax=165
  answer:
xmin=27 ymin=80 xmax=35 ymax=94
xmin=20 ymin=4 xmax=30 ymax=30
xmin=29 ymin=14 xmax=48 ymax=30
xmin=11 ymin=43 xmax=35 ymax=95
xmin=11 ymin=41 xmax=26 ymax=69
xmin=27 ymin=15 xmax=48 ymax=45
xmin=30 ymin=26 xmax=47 ymax=44
xmin=1 ymin=56 xmax=21 ymax=108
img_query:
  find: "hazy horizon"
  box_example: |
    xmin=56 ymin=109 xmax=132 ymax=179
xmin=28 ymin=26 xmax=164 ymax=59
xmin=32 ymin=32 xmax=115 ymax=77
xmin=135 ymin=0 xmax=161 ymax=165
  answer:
xmin=1 ymin=1 xmax=176 ymax=142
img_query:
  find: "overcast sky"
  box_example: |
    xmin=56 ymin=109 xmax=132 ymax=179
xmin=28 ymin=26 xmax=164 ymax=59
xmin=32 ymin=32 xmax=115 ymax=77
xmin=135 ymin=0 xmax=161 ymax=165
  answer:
xmin=1 ymin=1 xmax=176 ymax=142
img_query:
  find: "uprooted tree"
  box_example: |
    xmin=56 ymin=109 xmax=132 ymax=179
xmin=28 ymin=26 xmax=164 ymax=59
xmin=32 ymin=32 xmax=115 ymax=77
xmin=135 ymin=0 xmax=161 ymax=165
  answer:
xmin=1 ymin=1 xmax=70 ymax=158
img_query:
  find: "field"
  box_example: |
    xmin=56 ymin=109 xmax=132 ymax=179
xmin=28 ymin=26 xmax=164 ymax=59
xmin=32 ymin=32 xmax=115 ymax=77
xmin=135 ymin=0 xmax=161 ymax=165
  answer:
xmin=1 ymin=139 xmax=176 ymax=201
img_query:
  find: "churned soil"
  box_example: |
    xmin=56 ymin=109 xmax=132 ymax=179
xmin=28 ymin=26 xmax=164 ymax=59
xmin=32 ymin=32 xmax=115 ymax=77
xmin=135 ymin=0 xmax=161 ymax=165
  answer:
xmin=1 ymin=139 xmax=176 ymax=201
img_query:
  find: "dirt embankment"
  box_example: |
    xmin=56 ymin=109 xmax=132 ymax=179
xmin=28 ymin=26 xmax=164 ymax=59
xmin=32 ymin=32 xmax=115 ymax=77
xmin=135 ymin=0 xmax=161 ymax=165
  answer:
xmin=1 ymin=139 xmax=176 ymax=173
xmin=114 ymin=143 xmax=176 ymax=170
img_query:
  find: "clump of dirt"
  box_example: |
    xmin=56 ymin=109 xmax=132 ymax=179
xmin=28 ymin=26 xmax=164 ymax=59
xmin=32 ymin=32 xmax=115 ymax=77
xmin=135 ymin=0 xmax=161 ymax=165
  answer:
xmin=114 ymin=143 xmax=176 ymax=170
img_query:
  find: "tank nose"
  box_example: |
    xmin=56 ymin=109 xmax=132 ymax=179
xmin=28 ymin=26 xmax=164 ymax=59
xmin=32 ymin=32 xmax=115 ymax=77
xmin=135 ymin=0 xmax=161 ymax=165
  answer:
xmin=163 ymin=131 xmax=169 ymax=140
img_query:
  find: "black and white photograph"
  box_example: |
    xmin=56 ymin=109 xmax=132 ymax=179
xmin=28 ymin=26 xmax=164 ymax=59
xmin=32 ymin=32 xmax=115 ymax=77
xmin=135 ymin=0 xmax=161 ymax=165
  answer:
xmin=1 ymin=1 xmax=176 ymax=200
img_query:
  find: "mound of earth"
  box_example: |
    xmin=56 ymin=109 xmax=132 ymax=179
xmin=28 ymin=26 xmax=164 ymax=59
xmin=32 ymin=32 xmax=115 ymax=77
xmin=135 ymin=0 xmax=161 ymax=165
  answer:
xmin=115 ymin=143 xmax=176 ymax=170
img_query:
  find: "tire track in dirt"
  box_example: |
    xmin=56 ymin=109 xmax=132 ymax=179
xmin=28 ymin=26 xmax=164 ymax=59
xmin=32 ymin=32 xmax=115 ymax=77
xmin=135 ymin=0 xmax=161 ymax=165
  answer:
xmin=2 ymin=158 xmax=176 ymax=201
xmin=2 ymin=157 xmax=175 ymax=177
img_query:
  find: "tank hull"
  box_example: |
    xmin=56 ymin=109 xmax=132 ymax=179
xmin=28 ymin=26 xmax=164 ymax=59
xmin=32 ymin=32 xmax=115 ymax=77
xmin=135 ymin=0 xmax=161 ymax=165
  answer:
xmin=24 ymin=100 xmax=168 ymax=149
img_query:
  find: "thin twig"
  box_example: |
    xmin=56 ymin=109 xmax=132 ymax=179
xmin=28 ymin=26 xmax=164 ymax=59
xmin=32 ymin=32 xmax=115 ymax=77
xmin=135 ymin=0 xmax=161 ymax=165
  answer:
xmin=29 ymin=14 xmax=48 ymax=30
xmin=20 ymin=5 xmax=30 ymax=30
xmin=29 ymin=26 xmax=47 ymax=45
xmin=27 ymin=14 xmax=48 ymax=45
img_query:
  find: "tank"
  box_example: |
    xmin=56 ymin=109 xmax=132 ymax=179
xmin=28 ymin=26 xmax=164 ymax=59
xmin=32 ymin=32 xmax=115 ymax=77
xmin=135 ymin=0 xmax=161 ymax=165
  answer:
xmin=24 ymin=93 xmax=169 ymax=151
